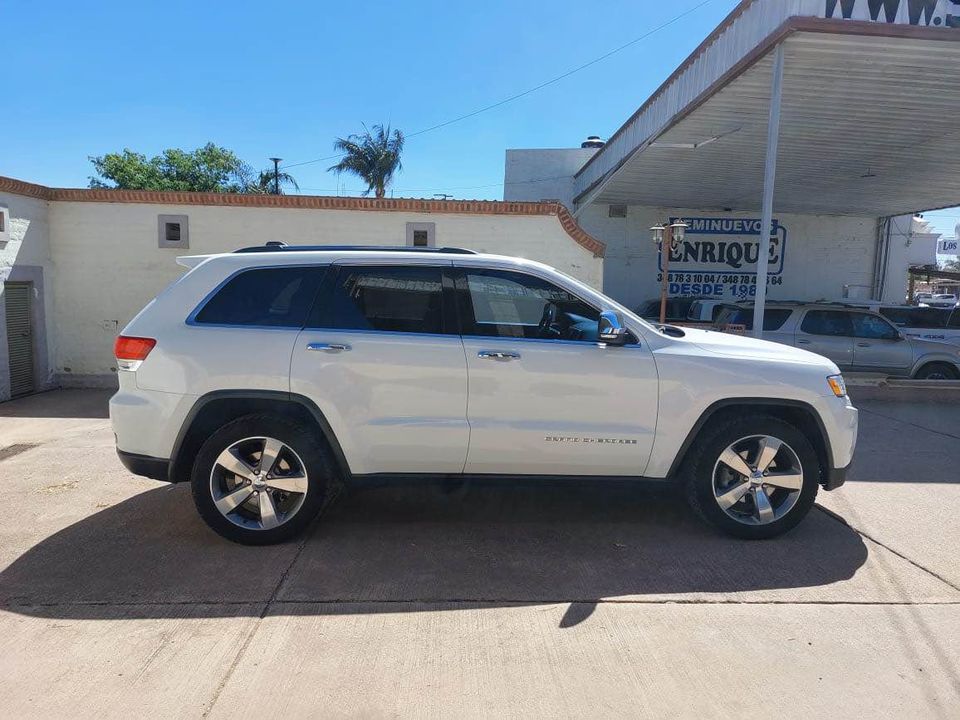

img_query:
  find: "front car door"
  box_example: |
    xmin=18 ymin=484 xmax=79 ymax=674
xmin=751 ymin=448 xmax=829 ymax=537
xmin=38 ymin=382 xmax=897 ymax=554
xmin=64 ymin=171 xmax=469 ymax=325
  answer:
xmin=454 ymin=265 xmax=659 ymax=476
xmin=291 ymin=262 xmax=469 ymax=476
xmin=796 ymin=310 xmax=855 ymax=368
xmin=850 ymin=311 xmax=912 ymax=373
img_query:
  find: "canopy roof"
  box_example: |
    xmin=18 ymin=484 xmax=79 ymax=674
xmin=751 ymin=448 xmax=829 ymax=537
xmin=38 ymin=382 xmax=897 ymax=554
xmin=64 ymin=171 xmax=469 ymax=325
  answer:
xmin=574 ymin=2 xmax=960 ymax=216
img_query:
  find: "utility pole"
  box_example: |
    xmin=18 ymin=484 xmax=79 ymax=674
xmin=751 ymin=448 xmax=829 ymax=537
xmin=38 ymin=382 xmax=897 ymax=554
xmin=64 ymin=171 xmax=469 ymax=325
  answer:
xmin=269 ymin=157 xmax=282 ymax=195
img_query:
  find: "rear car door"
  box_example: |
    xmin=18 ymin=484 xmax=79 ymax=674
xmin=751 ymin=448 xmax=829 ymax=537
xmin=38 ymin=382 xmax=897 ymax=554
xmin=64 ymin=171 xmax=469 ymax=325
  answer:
xmin=290 ymin=262 xmax=469 ymax=476
xmin=454 ymin=266 xmax=658 ymax=476
xmin=796 ymin=310 xmax=855 ymax=367
xmin=850 ymin=312 xmax=912 ymax=372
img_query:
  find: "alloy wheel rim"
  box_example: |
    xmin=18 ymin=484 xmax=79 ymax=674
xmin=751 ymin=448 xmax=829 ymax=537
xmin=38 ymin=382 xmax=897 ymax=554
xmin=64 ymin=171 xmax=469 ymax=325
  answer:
xmin=209 ymin=436 xmax=308 ymax=531
xmin=711 ymin=434 xmax=804 ymax=526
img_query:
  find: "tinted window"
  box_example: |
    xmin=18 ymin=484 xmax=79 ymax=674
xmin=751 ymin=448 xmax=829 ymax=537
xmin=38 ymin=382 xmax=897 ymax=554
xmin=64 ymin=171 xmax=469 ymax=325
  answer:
xmin=330 ymin=266 xmax=445 ymax=334
xmin=193 ymin=266 xmax=325 ymax=327
xmin=800 ymin=310 xmax=854 ymax=337
xmin=879 ymin=307 xmax=948 ymax=329
xmin=460 ymin=269 xmax=600 ymax=341
xmin=852 ymin=313 xmax=899 ymax=340
xmin=948 ymin=310 xmax=960 ymax=329
xmin=716 ymin=307 xmax=792 ymax=331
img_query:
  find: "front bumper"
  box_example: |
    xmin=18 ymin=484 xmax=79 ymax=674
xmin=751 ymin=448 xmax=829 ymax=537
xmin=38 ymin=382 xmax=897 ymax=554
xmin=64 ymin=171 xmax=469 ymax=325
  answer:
xmin=117 ymin=449 xmax=171 ymax=482
xmin=823 ymin=463 xmax=848 ymax=491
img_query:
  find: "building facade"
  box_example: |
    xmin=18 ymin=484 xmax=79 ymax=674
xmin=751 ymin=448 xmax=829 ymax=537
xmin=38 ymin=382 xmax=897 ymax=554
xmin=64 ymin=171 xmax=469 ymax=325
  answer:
xmin=0 ymin=178 xmax=604 ymax=401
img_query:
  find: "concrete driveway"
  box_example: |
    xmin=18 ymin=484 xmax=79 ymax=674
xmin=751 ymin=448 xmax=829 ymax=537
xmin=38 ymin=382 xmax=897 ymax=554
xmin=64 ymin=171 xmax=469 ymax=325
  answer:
xmin=1 ymin=388 xmax=958 ymax=719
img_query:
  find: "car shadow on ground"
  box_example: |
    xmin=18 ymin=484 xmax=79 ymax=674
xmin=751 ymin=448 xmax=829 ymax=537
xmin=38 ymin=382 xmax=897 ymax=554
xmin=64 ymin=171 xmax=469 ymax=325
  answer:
xmin=0 ymin=479 xmax=868 ymax=624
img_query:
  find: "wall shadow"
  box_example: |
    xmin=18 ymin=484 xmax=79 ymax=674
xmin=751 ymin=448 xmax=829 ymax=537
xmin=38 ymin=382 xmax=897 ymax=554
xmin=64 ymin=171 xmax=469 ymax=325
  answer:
xmin=0 ymin=388 xmax=111 ymax=419
xmin=1 ymin=480 xmax=868 ymax=622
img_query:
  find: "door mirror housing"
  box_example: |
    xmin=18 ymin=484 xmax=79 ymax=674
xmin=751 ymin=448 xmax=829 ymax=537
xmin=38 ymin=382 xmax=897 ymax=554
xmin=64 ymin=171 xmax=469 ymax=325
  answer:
xmin=599 ymin=311 xmax=629 ymax=346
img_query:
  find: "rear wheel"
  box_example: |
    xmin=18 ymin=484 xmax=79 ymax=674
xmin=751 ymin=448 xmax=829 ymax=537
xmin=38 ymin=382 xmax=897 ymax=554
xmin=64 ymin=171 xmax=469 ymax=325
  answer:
xmin=191 ymin=414 xmax=333 ymax=545
xmin=683 ymin=414 xmax=820 ymax=539
xmin=914 ymin=362 xmax=958 ymax=380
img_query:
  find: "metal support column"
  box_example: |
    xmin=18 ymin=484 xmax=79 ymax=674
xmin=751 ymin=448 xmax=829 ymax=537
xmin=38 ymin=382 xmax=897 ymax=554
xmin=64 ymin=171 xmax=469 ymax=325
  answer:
xmin=752 ymin=43 xmax=784 ymax=338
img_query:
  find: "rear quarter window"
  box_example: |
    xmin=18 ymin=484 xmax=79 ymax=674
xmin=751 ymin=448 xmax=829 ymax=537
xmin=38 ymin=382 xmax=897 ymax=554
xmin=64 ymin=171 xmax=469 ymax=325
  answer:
xmin=192 ymin=266 xmax=326 ymax=327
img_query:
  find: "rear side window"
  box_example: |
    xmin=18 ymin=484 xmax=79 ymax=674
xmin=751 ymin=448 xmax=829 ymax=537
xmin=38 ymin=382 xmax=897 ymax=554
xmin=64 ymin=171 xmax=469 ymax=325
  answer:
xmin=800 ymin=310 xmax=854 ymax=337
xmin=717 ymin=308 xmax=792 ymax=331
xmin=330 ymin=265 xmax=445 ymax=334
xmin=193 ymin=266 xmax=326 ymax=327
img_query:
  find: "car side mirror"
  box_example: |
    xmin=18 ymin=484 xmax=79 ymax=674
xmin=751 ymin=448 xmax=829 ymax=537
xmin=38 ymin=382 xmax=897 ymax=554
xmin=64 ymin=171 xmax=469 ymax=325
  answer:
xmin=599 ymin=311 xmax=628 ymax=346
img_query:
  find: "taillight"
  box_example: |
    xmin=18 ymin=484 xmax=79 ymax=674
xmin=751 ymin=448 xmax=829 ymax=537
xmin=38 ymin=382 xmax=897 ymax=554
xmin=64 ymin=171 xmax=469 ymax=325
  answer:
xmin=114 ymin=335 xmax=156 ymax=371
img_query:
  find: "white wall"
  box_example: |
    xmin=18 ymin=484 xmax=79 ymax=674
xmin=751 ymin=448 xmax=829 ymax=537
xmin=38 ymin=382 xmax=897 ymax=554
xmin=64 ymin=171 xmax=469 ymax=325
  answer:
xmin=0 ymin=191 xmax=56 ymax=400
xmin=503 ymin=148 xmax=596 ymax=206
xmin=576 ymin=204 xmax=879 ymax=310
xmin=881 ymin=214 xmax=942 ymax=303
xmin=47 ymin=201 xmax=603 ymax=383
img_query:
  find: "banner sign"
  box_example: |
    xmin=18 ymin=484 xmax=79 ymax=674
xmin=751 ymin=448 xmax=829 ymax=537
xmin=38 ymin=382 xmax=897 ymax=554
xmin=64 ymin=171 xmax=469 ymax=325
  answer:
xmin=658 ymin=217 xmax=787 ymax=300
xmin=824 ymin=0 xmax=960 ymax=27
xmin=940 ymin=238 xmax=959 ymax=254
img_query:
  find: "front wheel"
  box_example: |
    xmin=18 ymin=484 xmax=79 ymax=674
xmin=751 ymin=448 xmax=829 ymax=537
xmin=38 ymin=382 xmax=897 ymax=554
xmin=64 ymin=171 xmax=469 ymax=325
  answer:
xmin=191 ymin=414 xmax=333 ymax=545
xmin=683 ymin=415 xmax=820 ymax=539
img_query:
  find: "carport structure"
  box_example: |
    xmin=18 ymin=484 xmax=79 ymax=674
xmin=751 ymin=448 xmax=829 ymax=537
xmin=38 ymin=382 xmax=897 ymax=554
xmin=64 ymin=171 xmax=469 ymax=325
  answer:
xmin=573 ymin=0 xmax=960 ymax=334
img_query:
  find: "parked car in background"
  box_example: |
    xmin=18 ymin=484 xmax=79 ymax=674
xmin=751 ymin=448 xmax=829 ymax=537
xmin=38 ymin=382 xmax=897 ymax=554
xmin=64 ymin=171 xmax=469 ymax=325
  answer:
xmin=635 ymin=297 xmax=697 ymax=323
xmin=635 ymin=297 xmax=738 ymax=324
xmin=686 ymin=299 xmax=739 ymax=324
xmin=922 ymin=293 xmax=959 ymax=309
xmin=715 ymin=303 xmax=960 ymax=379
xmin=914 ymin=292 xmax=934 ymax=305
xmin=877 ymin=306 xmax=960 ymax=347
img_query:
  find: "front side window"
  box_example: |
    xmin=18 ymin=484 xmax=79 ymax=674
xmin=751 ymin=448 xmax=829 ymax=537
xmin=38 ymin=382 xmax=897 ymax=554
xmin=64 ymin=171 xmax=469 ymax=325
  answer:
xmin=459 ymin=269 xmax=600 ymax=341
xmin=193 ymin=266 xmax=326 ymax=327
xmin=330 ymin=265 xmax=445 ymax=334
xmin=852 ymin=313 xmax=900 ymax=340
xmin=800 ymin=310 xmax=854 ymax=337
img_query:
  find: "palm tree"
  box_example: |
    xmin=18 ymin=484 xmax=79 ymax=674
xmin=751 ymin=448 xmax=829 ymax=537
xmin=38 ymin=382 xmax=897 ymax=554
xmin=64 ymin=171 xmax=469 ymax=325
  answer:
xmin=328 ymin=124 xmax=404 ymax=198
xmin=245 ymin=167 xmax=300 ymax=195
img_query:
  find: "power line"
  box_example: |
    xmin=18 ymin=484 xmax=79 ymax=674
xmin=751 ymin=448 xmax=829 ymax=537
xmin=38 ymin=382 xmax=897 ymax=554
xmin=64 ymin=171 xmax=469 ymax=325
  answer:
xmin=281 ymin=0 xmax=715 ymax=171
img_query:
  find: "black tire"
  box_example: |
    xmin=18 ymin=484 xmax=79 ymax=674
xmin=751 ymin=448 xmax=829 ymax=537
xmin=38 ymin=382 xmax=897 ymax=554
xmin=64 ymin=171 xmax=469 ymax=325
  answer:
xmin=191 ymin=414 xmax=333 ymax=545
xmin=683 ymin=414 xmax=820 ymax=540
xmin=914 ymin=362 xmax=959 ymax=381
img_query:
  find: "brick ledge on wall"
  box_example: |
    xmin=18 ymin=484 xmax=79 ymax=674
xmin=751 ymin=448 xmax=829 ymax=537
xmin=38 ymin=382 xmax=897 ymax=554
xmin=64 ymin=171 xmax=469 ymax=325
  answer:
xmin=0 ymin=176 xmax=605 ymax=257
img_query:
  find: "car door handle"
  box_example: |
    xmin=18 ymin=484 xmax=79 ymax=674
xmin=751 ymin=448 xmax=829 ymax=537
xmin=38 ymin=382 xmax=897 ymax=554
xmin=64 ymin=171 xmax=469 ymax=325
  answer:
xmin=478 ymin=350 xmax=520 ymax=360
xmin=796 ymin=339 xmax=811 ymax=345
xmin=856 ymin=342 xmax=871 ymax=347
xmin=306 ymin=342 xmax=351 ymax=353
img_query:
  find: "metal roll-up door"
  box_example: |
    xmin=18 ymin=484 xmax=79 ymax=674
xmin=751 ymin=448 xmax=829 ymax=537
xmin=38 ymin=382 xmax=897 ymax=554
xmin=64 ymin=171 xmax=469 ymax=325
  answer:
xmin=4 ymin=282 xmax=35 ymax=397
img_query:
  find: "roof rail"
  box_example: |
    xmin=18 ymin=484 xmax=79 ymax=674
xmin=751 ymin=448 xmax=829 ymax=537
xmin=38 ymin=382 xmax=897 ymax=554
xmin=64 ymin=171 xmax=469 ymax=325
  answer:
xmin=233 ymin=243 xmax=478 ymax=255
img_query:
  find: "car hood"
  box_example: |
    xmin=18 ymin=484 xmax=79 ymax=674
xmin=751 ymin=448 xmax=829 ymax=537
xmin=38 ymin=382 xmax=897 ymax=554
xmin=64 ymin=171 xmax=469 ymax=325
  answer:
xmin=675 ymin=327 xmax=836 ymax=367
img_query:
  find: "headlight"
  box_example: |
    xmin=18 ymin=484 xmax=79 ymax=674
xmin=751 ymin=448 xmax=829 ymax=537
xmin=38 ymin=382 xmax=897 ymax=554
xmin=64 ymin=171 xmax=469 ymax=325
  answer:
xmin=827 ymin=374 xmax=847 ymax=398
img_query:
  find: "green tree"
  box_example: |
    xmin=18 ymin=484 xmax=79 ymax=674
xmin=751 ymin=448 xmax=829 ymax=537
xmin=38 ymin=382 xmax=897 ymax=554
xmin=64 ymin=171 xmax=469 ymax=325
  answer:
xmin=88 ymin=143 xmax=250 ymax=192
xmin=328 ymin=124 xmax=404 ymax=198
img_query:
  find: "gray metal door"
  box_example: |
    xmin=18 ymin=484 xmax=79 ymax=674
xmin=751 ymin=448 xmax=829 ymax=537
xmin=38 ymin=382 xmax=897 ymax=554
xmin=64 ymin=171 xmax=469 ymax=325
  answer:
xmin=4 ymin=282 xmax=35 ymax=397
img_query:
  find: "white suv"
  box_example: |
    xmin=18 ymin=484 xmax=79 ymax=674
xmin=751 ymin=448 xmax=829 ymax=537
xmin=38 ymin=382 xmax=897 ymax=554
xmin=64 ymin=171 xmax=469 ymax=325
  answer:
xmin=110 ymin=246 xmax=858 ymax=544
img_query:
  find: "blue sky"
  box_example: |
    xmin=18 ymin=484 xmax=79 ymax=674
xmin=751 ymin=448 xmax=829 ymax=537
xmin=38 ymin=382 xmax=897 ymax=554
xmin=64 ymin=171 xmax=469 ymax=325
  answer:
xmin=4 ymin=0 xmax=958 ymax=241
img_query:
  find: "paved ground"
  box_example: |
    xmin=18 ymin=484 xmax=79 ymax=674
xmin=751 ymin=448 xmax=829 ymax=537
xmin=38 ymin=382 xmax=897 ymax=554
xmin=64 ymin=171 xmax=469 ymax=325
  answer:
xmin=0 ymin=388 xmax=958 ymax=719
